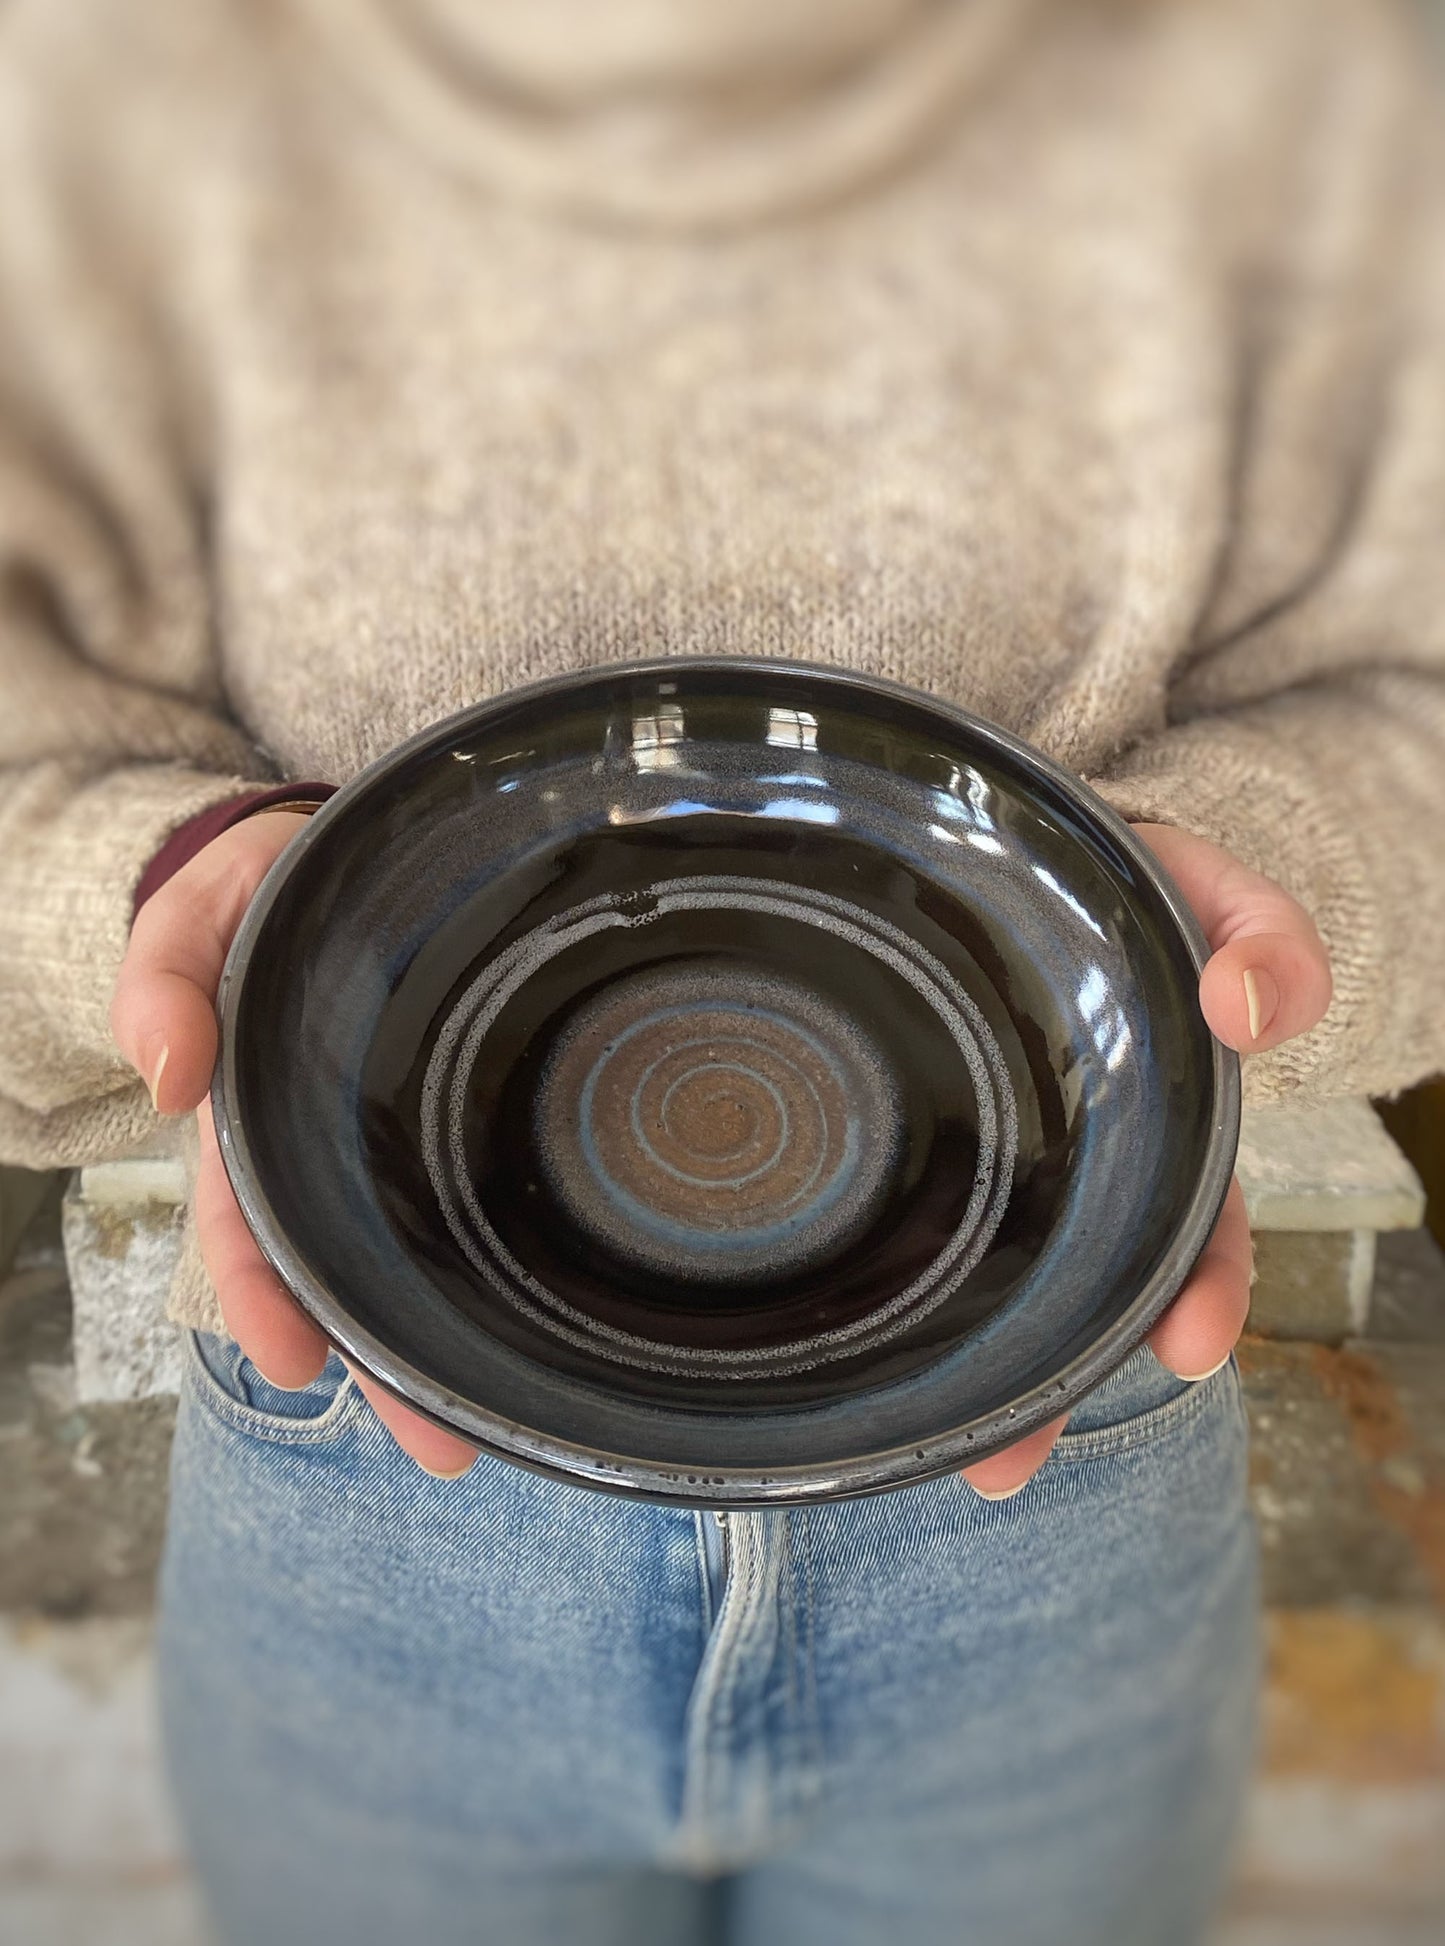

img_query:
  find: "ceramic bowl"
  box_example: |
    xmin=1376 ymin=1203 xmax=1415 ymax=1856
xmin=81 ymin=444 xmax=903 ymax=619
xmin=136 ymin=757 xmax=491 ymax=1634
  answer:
xmin=213 ymin=658 xmax=1239 ymax=1505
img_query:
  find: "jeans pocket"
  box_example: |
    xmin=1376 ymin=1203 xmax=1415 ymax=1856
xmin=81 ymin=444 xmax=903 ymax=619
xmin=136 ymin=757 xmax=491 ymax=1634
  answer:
xmin=183 ymin=1328 xmax=363 ymax=1445
xmin=1046 ymin=1344 xmax=1242 ymax=1464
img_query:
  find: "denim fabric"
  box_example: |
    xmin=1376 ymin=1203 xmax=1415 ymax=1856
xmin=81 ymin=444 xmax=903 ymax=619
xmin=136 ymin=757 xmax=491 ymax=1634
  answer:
xmin=159 ymin=1332 xmax=1258 ymax=1946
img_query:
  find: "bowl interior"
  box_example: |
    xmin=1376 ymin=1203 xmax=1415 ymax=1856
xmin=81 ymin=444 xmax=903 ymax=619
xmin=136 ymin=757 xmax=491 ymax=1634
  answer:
xmin=217 ymin=661 xmax=1235 ymax=1501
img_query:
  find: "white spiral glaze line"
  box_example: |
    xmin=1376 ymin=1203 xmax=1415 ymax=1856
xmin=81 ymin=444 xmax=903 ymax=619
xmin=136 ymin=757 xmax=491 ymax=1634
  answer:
xmin=419 ymin=879 xmax=1018 ymax=1377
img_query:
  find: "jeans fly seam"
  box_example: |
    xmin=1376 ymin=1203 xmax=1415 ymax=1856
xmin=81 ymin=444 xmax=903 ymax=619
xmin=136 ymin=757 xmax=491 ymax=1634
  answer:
xmin=800 ymin=1507 xmax=824 ymax=1802
xmin=679 ymin=1524 xmax=739 ymax=1851
xmin=710 ymin=1515 xmax=761 ymax=1799
xmin=778 ymin=1512 xmax=800 ymax=1820
xmin=678 ymin=1510 xmax=765 ymax=1861
xmin=781 ymin=1510 xmax=820 ymax=1829
xmin=738 ymin=1516 xmax=790 ymax=1851
xmin=693 ymin=1512 xmax=716 ymax=1638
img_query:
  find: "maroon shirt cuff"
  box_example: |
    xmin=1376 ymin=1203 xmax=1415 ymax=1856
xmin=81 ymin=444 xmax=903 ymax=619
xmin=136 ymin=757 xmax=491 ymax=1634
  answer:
xmin=132 ymin=783 xmax=337 ymax=920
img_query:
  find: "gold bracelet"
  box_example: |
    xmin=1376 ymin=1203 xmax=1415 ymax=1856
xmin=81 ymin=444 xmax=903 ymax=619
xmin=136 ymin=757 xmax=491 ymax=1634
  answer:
xmin=241 ymin=797 xmax=329 ymax=821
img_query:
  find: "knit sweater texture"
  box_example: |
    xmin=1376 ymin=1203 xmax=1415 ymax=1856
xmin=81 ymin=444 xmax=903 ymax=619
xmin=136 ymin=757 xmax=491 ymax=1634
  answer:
xmin=2 ymin=0 xmax=1444 ymax=1331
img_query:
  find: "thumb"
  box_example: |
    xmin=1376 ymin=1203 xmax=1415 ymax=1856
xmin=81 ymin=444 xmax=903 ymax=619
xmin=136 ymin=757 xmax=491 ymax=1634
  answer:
xmin=110 ymin=811 xmax=311 ymax=1114
xmin=1132 ymin=824 xmax=1333 ymax=1055
xmin=1198 ymin=928 xmax=1332 ymax=1057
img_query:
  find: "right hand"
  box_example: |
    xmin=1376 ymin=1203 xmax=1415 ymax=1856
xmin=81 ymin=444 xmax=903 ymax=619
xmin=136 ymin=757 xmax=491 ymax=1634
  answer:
xmin=110 ymin=810 xmax=479 ymax=1479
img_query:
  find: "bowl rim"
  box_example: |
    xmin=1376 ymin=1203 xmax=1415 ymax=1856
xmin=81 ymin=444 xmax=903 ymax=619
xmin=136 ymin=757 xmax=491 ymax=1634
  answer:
xmin=212 ymin=654 xmax=1241 ymax=1506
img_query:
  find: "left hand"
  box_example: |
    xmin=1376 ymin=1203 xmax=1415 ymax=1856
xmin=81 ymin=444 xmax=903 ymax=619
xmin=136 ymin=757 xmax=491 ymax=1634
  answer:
xmin=961 ymin=821 xmax=1333 ymax=1500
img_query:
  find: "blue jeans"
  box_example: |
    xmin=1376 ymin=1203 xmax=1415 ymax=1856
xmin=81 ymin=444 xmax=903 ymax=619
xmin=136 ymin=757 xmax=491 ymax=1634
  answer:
xmin=158 ymin=1332 xmax=1258 ymax=1946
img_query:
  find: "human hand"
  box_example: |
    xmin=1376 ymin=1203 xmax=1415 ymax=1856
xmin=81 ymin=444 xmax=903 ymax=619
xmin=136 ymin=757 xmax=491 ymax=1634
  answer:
xmin=960 ymin=821 xmax=1333 ymax=1500
xmin=111 ymin=810 xmax=479 ymax=1479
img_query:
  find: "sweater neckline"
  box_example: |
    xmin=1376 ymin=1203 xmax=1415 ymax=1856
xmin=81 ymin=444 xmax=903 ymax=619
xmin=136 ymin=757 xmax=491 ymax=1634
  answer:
xmin=292 ymin=0 xmax=1037 ymax=231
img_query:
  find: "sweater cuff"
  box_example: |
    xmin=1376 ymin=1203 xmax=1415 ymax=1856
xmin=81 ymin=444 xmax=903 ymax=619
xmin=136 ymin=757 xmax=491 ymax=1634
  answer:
xmin=0 ymin=764 xmax=272 ymax=1139
xmin=132 ymin=782 xmax=337 ymax=919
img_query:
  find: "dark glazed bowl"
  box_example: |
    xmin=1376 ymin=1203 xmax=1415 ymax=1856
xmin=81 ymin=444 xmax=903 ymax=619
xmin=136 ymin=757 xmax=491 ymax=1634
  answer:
xmin=213 ymin=658 xmax=1239 ymax=1506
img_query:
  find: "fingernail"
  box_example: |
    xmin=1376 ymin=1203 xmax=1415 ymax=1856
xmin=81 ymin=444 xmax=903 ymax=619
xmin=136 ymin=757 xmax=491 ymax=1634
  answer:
xmin=1176 ymin=1353 xmax=1232 ymax=1383
xmin=147 ymin=1041 xmax=170 ymax=1114
xmin=968 ymin=1479 xmax=1027 ymax=1501
xmin=1242 ymin=967 xmax=1278 ymax=1044
xmin=418 ymin=1455 xmax=476 ymax=1481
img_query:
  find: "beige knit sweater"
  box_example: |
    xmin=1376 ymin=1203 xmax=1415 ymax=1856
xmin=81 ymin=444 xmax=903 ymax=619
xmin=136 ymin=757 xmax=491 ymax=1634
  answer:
xmin=3 ymin=0 xmax=1444 ymax=1331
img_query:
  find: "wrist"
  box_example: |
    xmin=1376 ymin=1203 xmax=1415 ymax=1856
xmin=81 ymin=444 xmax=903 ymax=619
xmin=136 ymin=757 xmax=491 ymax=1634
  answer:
xmin=133 ymin=782 xmax=337 ymax=919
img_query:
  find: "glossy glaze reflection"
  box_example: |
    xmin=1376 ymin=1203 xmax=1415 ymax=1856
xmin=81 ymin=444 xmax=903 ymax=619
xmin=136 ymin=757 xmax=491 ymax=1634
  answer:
xmin=214 ymin=660 xmax=1237 ymax=1502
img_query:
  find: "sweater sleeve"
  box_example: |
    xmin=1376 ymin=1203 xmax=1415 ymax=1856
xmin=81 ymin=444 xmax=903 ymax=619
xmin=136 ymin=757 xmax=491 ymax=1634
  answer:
xmin=1091 ymin=8 xmax=1445 ymax=1107
xmin=0 ymin=13 xmax=274 ymax=1168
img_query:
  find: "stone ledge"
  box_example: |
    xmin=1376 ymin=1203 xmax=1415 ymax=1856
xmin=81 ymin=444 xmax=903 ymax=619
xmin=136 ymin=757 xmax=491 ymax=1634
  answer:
xmin=77 ymin=1158 xmax=186 ymax=1209
xmin=1238 ymin=1099 xmax=1425 ymax=1234
xmin=61 ymin=1181 xmax=184 ymax=1406
xmin=1248 ymin=1231 xmax=1376 ymax=1344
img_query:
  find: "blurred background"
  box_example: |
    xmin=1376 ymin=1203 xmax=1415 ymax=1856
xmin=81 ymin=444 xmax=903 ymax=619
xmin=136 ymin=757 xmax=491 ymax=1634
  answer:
xmin=3 ymin=3 xmax=1445 ymax=1944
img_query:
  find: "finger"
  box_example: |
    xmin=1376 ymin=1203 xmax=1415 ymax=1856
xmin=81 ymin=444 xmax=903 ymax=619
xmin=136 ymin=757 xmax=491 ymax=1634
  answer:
xmin=110 ymin=907 xmax=222 ymax=1116
xmin=1145 ymin=1175 xmax=1253 ymax=1380
xmin=1132 ymin=824 xmax=1332 ymax=1054
xmin=346 ymin=1367 xmax=480 ymax=1480
xmin=961 ymin=1413 xmax=1068 ymax=1500
xmin=110 ymin=812 xmax=311 ymax=1114
xmin=195 ymin=1097 xmax=330 ymax=1387
xmin=1198 ymin=930 xmax=1333 ymax=1057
